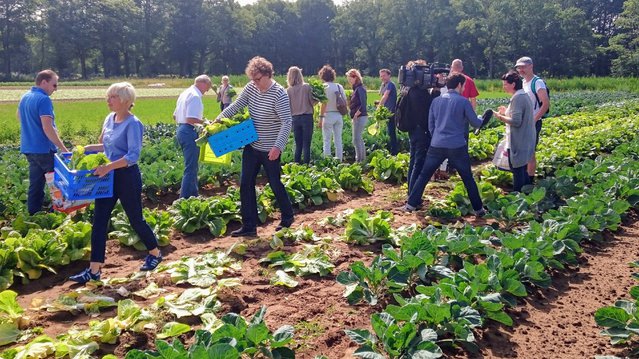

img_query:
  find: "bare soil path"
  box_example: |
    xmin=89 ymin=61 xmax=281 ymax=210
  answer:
xmin=9 ymin=182 xmax=639 ymax=358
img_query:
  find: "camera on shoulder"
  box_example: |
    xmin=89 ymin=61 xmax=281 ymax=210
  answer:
xmin=398 ymin=62 xmax=450 ymax=90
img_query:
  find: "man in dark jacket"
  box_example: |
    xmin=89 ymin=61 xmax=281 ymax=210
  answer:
xmin=396 ymin=60 xmax=439 ymax=199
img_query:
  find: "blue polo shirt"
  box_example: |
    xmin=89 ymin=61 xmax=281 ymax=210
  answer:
xmin=19 ymin=87 xmax=56 ymax=154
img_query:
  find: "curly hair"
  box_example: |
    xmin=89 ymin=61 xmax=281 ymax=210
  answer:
xmin=245 ymin=56 xmax=274 ymax=78
xmin=318 ymin=65 xmax=336 ymax=82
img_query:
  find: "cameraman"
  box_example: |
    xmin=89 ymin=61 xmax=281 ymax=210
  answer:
xmin=398 ymin=60 xmax=439 ymax=198
xmin=403 ymin=73 xmax=485 ymax=217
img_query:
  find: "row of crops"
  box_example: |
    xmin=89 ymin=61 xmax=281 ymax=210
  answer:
xmin=0 ymin=92 xmax=639 ymax=357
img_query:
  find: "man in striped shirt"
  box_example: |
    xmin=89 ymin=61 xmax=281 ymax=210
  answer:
xmin=217 ymin=56 xmax=294 ymax=237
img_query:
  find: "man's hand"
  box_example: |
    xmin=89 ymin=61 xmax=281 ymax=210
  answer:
xmin=268 ymin=147 xmax=281 ymax=161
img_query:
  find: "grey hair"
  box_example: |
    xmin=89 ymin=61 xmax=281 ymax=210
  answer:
xmin=194 ymin=75 xmax=212 ymax=86
xmin=107 ymin=82 xmax=136 ymax=105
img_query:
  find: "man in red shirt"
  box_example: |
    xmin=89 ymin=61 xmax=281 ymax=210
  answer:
xmin=451 ymin=59 xmax=479 ymax=111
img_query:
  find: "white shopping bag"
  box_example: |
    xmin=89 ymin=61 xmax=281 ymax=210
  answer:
xmin=492 ymin=139 xmax=511 ymax=171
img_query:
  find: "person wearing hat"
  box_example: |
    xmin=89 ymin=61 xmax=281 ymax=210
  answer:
xmin=515 ymin=56 xmax=549 ymax=182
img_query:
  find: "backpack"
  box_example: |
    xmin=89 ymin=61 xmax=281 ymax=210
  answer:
xmin=531 ymin=76 xmax=550 ymax=117
xmin=335 ymin=84 xmax=349 ymax=116
xmin=395 ymin=86 xmax=414 ymax=132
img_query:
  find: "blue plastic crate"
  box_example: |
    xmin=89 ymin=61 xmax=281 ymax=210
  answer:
xmin=54 ymin=153 xmax=114 ymax=200
xmin=208 ymin=119 xmax=258 ymax=156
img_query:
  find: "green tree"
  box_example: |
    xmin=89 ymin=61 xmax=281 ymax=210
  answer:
xmin=0 ymin=0 xmax=38 ymax=79
xmin=297 ymin=0 xmax=336 ymax=73
xmin=609 ymin=0 xmax=639 ymax=76
xmin=46 ymin=0 xmax=100 ymax=79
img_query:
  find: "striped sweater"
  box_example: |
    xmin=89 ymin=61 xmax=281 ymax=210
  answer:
xmin=218 ymin=81 xmax=292 ymax=152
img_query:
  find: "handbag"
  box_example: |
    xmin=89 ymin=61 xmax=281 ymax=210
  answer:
xmin=335 ymin=84 xmax=349 ymax=116
xmin=492 ymin=138 xmax=511 ymax=171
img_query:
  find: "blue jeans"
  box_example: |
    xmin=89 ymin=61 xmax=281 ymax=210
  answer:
xmin=91 ymin=165 xmax=158 ymax=263
xmin=407 ymin=125 xmax=430 ymax=196
xmin=292 ymin=114 xmax=314 ymax=164
xmin=240 ymin=145 xmax=294 ymax=229
xmin=387 ymin=117 xmax=398 ymax=155
xmin=25 ymin=152 xmax=54 ymax=215
xmin=508 ymin=149 xmax=530 ymax=192
xmin=177 ymin=124 xmax=199 ymax=198
xmin=407 ymin=145 xmax=483 ymax=211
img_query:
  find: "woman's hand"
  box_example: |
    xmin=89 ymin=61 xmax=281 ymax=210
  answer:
xmin=268 ymin=147 xmax=281 ymax=161
xmin=94 ymin=164 xmax=112 ymax=178
xmin=497 ymin=106 xmax=507 ymax=115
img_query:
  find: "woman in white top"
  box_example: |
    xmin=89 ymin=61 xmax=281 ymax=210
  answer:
xmin=318 ymin=65 xmax=344 ymax=161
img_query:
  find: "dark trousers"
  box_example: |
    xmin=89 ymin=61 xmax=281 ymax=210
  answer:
xmin=387 ymin=117 xmax=399 ymax=155
xmin=407 ymin=145 xmax=483 ymax=211
xmin=292 ymin=114 xmax=314 ymax=164
xmin=509 ymin=150 xmax=530 ymax=192
xmin=91 ymin=165 xmax=158 ymax=263
xmin=25 ymin=152 xmax=54 ymax=215
xmin=407 ymin=125 xmax=430 ymax=196
xmin=240 ymin=145 xmax=294 ymax=229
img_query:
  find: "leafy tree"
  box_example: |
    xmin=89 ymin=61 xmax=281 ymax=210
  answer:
xmin=609 ymin=0 xmax=639 ymax=76
xmin=0 ymin=0 xmax=38 ymax=79
xmin=46 ymin=0 xmax=100 ymax=79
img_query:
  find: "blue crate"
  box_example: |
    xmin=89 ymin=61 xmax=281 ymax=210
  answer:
xmin=208 ymin=119 xmax=258 ymax=156
xmin=54 ymin=153 xmax=114 ymax=200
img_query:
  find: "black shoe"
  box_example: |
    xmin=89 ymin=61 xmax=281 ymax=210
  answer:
xmin=275 ymin=218 xmax=294 ymax=231
xmin=231 ymin=227 xmax=257 ymax=237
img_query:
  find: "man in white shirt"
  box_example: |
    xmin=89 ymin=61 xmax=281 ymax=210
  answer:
xmin=515 ymin=56 xmax=549 ymax=182
xmin=173 ymin=75 xmax=212 ymax=198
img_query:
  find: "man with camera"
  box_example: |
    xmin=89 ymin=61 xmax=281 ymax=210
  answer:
xmin=403 ymin=73 xmax=485 ymax=216
xmin=395 ymin=60 xmax=438 ymax=198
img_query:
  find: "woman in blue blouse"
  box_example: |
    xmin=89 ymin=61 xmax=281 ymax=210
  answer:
xmin=69 ymin=82 xmax=161 ymax=284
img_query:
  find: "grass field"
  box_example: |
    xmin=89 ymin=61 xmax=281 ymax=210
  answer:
xmin=4 ymin=90 xmax=510 ymax=145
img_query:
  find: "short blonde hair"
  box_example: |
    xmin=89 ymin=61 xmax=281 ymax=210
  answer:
xmin=222 ymin=75 xmax=229 ymax=82
xmin=346 ymin=68 xmax=362 ymax=86
xmin=245 ymin=56 xmax=274 ymax=78
xmin=107 ymin=82 xmax=136 ymax=105
xmin=286 ymin=66 xmax=304 ymax=87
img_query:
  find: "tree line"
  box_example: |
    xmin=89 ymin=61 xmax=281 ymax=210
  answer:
xmin=2 ymin=0 xmax=638 ymax=80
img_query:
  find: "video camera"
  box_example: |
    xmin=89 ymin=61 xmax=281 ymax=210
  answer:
xmin=398 ymin=62 xmax=450 ymax=89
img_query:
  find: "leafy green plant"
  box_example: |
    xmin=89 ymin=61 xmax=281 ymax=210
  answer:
xmin=344 ymin=208 xmax=394 ymax=245
xmin=110 ymin=208 xmax=173 ymax=250
xmin=367 ymin=150 xmax=409 ymax=184
xmin=126 ymin=306 xmax=295 ymax=358
xmin=170 ymin=196 xmax=239 ymax=236
xmin=156 ymin=251 xmax=241 ymax=287
xmin=260 ymin=244 xmax=334 ymax=287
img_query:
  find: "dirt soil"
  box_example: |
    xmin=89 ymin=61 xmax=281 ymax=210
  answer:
xmin=10 ymin=181 xmax=639 ymax=358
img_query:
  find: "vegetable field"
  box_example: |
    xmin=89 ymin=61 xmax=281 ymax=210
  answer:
xmin=2 ymin=88 xmax=639 ymax=358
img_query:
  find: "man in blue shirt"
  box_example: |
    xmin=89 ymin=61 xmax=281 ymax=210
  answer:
xmin=378 ymin=68 xmax=398 ymax=155
xmin=18 ymin=69 xmax=68 ymax=215
xmin=403 ymin=73 xmax=485 ymax=216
